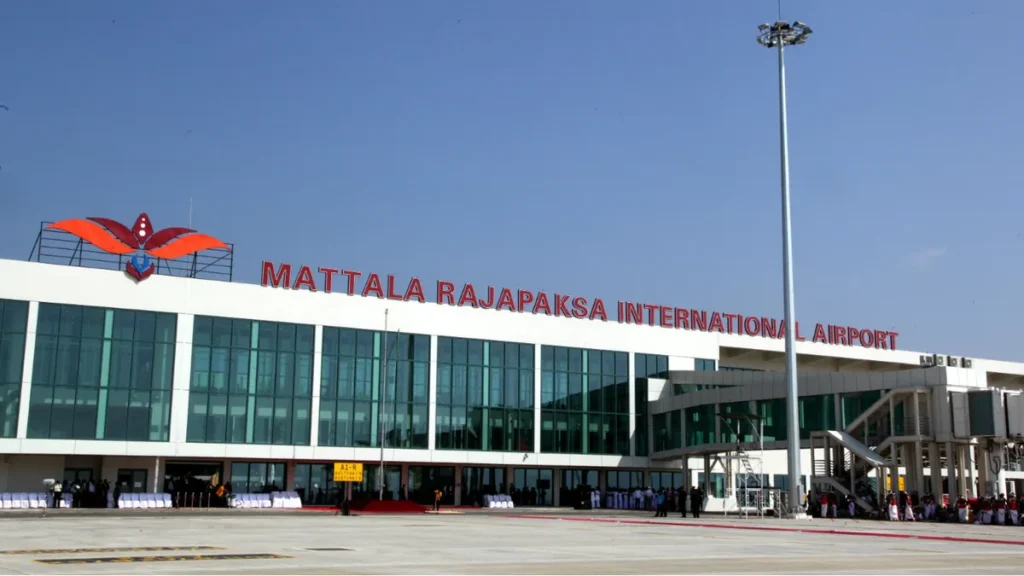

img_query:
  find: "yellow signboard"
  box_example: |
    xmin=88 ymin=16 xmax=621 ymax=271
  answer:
xmin=333 ymin=462 xmax=363 ymax=483
xmin=885 ymin=476 xmax=905 ymax=491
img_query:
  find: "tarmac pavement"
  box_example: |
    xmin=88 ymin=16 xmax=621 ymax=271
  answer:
xmin=0 ymin=508 xmax=1019 ymax=574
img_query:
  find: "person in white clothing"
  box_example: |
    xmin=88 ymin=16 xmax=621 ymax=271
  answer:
xmin=644 ymin=487 xmax=654 ymax=511
xmin=886 ymin=493 xmax=899 ymax=521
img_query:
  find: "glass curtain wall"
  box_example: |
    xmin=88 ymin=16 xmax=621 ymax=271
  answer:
xmin=187 ymin=317 xmax=313 ymax=445
xmin=540 ymin=346 xmax=629 ymax=455
xmin=318 ymin=328 xmax=430 ymax=449
xmin=0 ymin=299 xmax=29 ymax=437
xmin=435 ymin=337 xmax=534 ymax=452
xmin=28 ymin=304 xmax=175 ymax=441
xmin=634 ymin=353 xmax=668 ymax=457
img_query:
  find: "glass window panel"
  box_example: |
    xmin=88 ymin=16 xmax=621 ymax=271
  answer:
xmin=504 ymin=342 xmax=518 ymax=369
xmin=555 ymin=373 xmax=568 ymax=410
xmin=437 ymin=337 xmax=452 ymax=364
xmin=568 ymin=373 xmax=583 ymax=411
xmin=150 ymin=390 xmax=171 ymax=441
xmin=322 ymin=327 xmax=339 ymax=357
xmin=0 ymin=334 xmax=25 ymax=383
xmin=296 ymin=325 xmax=314 ymax=354
xmin=76 ymin=338 xmax=102 ymax=388
xmin=355 ymin=330 xmax=373 ymax=358
xmin=320 ymin=355 xmax=337 ymax=399
xmin=0 ymin=301 xmax=27 ymax=334
xmin=37 ymin=304 xmax=61 ymax=336
xmin=228 ymin=349 xmax=248 ymax=394
xmin=489 ymin=367 xmax=503 ymax=408
xmin=452 ymin=338 xmax=467 ymax=365
xmin=206 ymin=393 xmax=227 ymax=443
xmin=602 ymin=350 xmax=616 ymax=375
xmin=126 ymin=390 xmax=151 ymax=441
xmin=319 ymin=403 xmax=336 ymax=446
xmin=413 ymin=334 xmax=429 ymax=362
xmin=505 ymin=368 xmax=518 ymax=410
xmin=27 ymin=385 xmax=53 ymax=438
xmin=519 ymin=370 xmax=533 ymax=409
xmin=338 ymin=357 xmax=355 ymax=398
xmin=153 ymin=313 xmax=176 ymax=343
xmin=53 ymin=337 xmax=80 ymax=387
xmin=616 ymin=352 xmax=628 ymax=379
xmin=467 ymin=366 xmax=483 ymax=406
xmin=192 ymin=316 xmax=212 ymax=346
xmin=272 ymin=397 xmax=292 ymax=444
xmin=657 ymin=356 xmax=668 ymax=375
xmin=256 ymin=352 xmax=275 ymax=395
xmin=277 ymin=324 xmax=296 ymax=352
xmin=108 ymin=341 xmax=133 ymax=389
xmin=152 ymin=343 xmax=175 ymax=390
xmin=336 ymin=402 xmax=353 ymax=446
xmin=412 ymin=362 xmax=428 ymax=402
xmin=292 ymin=397 xmax=310 ymax=445
xmin=295 ymin=353 xmax=313 ymax=397
xmin=228 ymin=395 xmax=247 ymax=443
xmin=210 ymin=348 xmax=229 ymax=393
xmin=209 ymin=317 xmax=231 ymax=348
xmin=186 ymin=392 xmax=207 ymax=442
xmin=519 ymin=344 xmax=533 ymax=369
xmin=276 ymin=352 xmax=294 ymax=396
xmin=112 ymin=310 xmax=135 ymax=340
xmin=258 ymin=322 xmax=277 ymax=351
xmin=32 ymin=335 xmax=57 ymax=385
xmin=554 ymin=347 xmax=568 ymax=371
xmin=131 ymin=341 xmax=155 ymax=390
xmin=588 ymin=350 xmax=601 ymax=373
xmin=353 ymin=401 xmax=372 ymax=446
xmin=105 ymin=388 xmax=130 ymax=440
xmin=133 ymin=312 xmax=156 ymax=343
xmin=254 ymin=396 xmax=274 ymax=444
xmin=190 ymin=346 xmax=211 ymax=391
xmin=50 ymin=386 xmax=76 ymax=438
xmin=467 ymin=339 xmax=483 ymax=366
xmin=412 ymin=404 xmax=428 ymax=449
xmin=59 ymin=305 xmax=83 ymax=337
xmin=568 ymin=349 xmax=583 ymax=373
xmin=339 ymin=328 xmax=356 ymax=356
xmin=451 ymin=365 xmax=467 ymax=406
xmin=541 ymin=346 xmax=553 ymax=371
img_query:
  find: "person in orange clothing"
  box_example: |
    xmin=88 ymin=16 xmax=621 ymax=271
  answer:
xmin=433 ymin=488 xmax=442 ymax=512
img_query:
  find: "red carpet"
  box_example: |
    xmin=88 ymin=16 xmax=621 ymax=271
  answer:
xmin=349 ymin=499 xmax=428 ymax=514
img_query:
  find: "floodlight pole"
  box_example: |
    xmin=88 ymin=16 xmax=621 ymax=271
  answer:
xmin=379 ymin=309 xmax=388 ymax=500
xmin=758 ymin=20 xmax=812 ymax=519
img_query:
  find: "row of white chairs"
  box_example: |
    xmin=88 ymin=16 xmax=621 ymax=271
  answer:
xmin=484 ymin=494 xmax=515 ymax=509
xmin=230 ymin=493 xmax=273 ymax=508
xmin=230 ymin=492 xmax=304 ymax=509
xmin=0 ymin=493 xmax=67 ymax=509
xmin=117 ymin=493 xmax=172 ymax=509
xmin=270 ymin=491 xmax=302 ymax=509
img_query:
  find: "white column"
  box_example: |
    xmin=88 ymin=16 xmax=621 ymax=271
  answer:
xmin=309 ymin=326 xmax=323 ymax=446
xmin=628 ymin=352 xmax=637 ymax=457
xmin=153 ymin=457 xmax=161 ymax=493
xmin=428 ymin=335 xmax=438 ymax=451
xmin=927 ymin=442 xmax=940 ymax=494
xmin=15 ymin=301 xmax=38 ymax=439
xmin=169 ymin=313 xmax=194 ymax=444
xmin=533 ymin=344 xmax=541 ymax=453
xmin=968 ymin=445 xmax=977 ymax=496
xmin=945 ymin=442 xmax=956 ymax=498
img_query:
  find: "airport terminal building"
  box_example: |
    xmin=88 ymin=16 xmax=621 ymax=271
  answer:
xmin=1 ymin=214 xmax=1023 ymax=511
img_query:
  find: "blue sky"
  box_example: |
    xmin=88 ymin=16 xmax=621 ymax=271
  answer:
xmin=1 ymin=0 xmax=1021 ymax=360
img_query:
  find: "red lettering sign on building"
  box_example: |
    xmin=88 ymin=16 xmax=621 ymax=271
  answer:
xmin=260 ymin=261 xmax=899 ymax=351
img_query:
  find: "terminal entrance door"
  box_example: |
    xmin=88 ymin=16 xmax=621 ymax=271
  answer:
xmin=116 ymin=469 xmax=148 ymax=493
